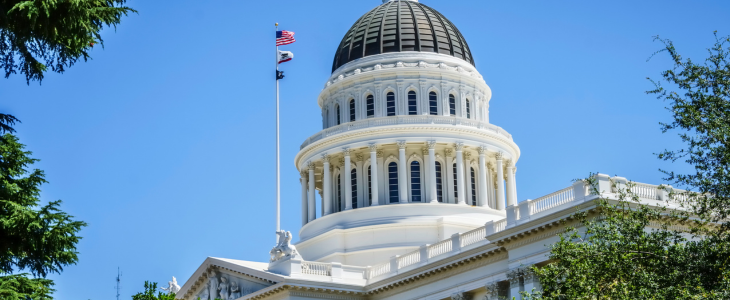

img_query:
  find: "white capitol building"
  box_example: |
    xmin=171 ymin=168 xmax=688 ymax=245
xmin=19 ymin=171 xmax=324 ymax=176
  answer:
xmin=177 ymin=1 xmax=679 ymax=299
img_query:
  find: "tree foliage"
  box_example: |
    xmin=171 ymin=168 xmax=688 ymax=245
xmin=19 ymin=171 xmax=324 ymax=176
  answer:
xmin=526 ymin=33 xmax=730 ymax=299
xmin=0 ymin=133 xmax=87 ymax=298
xmin=1 ymin=0 xmax=136 ymax=83
xmin=131 ymin=281 xmax=176 ymax=300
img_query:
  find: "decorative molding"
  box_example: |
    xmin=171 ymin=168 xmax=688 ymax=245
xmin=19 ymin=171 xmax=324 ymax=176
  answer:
xmin=409 ymin=153 xmax=420 ymax=161
xmin=342 ymin=147 xmax=351 ymax=156
xmin=355 ymin=153 xmax=364 ymax=162
xmin=369 ymin=143 xmax=378 ymax=152
xmin=495 ymin=152 xmax=503 ymax=160
xmin=377 ymin=150 xmax=384 ymax=158
xmin=325 ymin=59 xmax=484 ymax=89
xmin=422 ymin=147 xmax=428 ymax=155
xmin=427 ymin=140 xmax=437 ymax=149
xmin=450 ymin=291 xmax=470 ymax=300
xmin=396 ymin=140 xmax=407 ymax=149
xmin=321 ymin=153 xmax=330 ymax=163
xmin=455 ymin=142 xmax=465 ymax=151
xmin=464 ymin=152 xmax=472 ymax=160
xmin=445 ymin=148 xmax=454 ymax=157
xmin=307 ymin=161 xmax=315 ymax=170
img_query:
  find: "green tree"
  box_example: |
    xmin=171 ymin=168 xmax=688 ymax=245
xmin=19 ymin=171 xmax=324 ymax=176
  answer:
xmin=526 ymin=33 xmax=730 ymax=299
xmin=131 ymin=282 xmax=176 ymax=300
xmin=0 ymin=133 xmax=87 ymax=299
xmin=1 ymin=0 xmax=136 ymax=84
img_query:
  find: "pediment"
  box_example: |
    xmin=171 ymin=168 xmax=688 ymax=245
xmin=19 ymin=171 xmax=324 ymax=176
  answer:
xmin=178 ymin=257 xmax=280 ymax=300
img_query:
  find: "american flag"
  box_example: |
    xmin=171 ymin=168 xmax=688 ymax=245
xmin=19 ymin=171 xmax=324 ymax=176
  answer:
xmin=276 ymin=30 xmax=295 ymax=46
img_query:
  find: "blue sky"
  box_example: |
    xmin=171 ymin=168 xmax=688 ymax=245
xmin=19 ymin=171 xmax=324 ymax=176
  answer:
xmin=1 ymin=0 xmax=728 ymax=299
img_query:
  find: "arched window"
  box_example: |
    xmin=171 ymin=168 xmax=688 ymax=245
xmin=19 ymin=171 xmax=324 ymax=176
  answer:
xmin=410 ymin=161 xmax=421 ymax=202
xmin=435 ymin=161 xmax=443 ymax=202
xmin=351 ymin=168 xmax=358 ymax=209
xmin=349 ymin=99 xmax=356 ymax=122
xmin=366 ymin=95 xmax=374 ymax=118
xmin=388 ymin=162 xmax=399 ymax=203
xmin=336 ymin=104 xmax=341 ymax=125
xmin=470 ymin=167 xmax=477 ymax=206
xmin=429 ymin=92 xmax=438 ymax=115
xmin=466 ymin=99 xmax=471 ymax=119
xmin=408 ymin=91 xmax=417 ymax=115
xmin=337 ymin=174 xmax=342 ymax=212
xmin=449 ymin=94 xmax=456 ymax=116
xmin=386 ymin=92 xmax=396 ymax=116
xmin=367 ymin=165 xmax=372 ymax=205
xmin=453 ymin=163 xmax=458 ymax=200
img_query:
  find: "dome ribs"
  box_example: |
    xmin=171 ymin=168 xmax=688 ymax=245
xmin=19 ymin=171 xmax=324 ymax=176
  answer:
xmin=331 ymin=1 xmax=475 ymax=73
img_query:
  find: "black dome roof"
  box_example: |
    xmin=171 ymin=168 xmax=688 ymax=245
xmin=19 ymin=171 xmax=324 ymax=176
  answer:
xmin=332 ymin=0 xmax=474 ymax=73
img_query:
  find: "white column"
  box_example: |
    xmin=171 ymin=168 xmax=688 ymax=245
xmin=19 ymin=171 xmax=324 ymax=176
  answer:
xmin=339 ymin=166 xmax=346 ymax=211
xmin=477 ymin=146 xmax=488 ymax=207
xmin=455 ymin=143 xmax=466 ymax=205
xmin=445 ymin=150 xmax=454 ymax=203
xmin=507 ymin=164 xmax=517 ymax=207
xmin=322 ymin=154 xmax=332 ymax=215
xmin=377 ymin=150 xmax=386 ymax=203
xmin=300 ymin=171 xmax=308 ymax=226
xmin=427 ymin=141 xmax=438 ymax=203
xmin=308 ymin=161 xmax=316 ymax=222
xmin=343 ymin=148 xmax=353 ymax=210
xmin=397 ymin=141 xmax=408 ymax=203
xmin=356 ymin=155 xmax=364 ymax=208
xmin=496 ymin=153 xmax=506 ymax=210
xmin=369 ymin=144 xmax=379 ymax=206
xmin=465 ymin=153 xmax=473 ymax=206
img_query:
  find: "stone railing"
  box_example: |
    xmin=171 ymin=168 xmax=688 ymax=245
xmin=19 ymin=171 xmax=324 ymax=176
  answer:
xmin=300 ymin=115 xmax=513 ymax=150
xmin=529 ymin=186 xmax=574 ymax=215
xmin=301 ymin=261 xmax=331 ymax=276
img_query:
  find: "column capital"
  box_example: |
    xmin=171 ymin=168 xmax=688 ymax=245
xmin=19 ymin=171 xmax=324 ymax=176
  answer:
xmin=396 ymin=140 xmax=407 ymax=149
xmin=321 ymin=153 xmax=331 ymax=163
xmin=368 ymin=143 xmax=378 ymax=152
xmin=342 ymin=147 xmax=351 ymax=156
xmin=376 ymin=149 xmax=384 ymax=158
xmin=454 ymin=142 xmax=464 ymax=151
xmin=495 ymin=152 xmax=504 ymax=160
xmin=464 ymin=152 xmax=472 ymax=160
xmin=445 ymin=148 xmax=453 ymax=157
xmin=307 ymin=161 xmax=316 ymax=170
xmin=421 ymin=147 xmax=428 ymax=155
xmin=301 ymin=170 xmax=308 ymax=177
xmin=426 ymin=140 xmax=436 ymax=149
xmin=477 ymin=145 xmax=487 ymax=155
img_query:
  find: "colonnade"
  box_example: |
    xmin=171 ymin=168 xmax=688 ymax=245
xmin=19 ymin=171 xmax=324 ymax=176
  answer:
xmin=300 ymin=142 xmax=518 ymax=225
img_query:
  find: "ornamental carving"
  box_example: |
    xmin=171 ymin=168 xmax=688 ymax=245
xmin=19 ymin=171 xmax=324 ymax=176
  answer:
xmin=368 ymin=143 xmax=378 ymax=152
xmin=495 ymin=152 xmax=504 ymax=160
xmin=396 ymin=141 xmax=407 ymax=149
xmin=450 ymin=291 xmax=470 ymax=300
xmin=427 ymin=140 xmax=436 ymax=149
xmin=269 ymin=230 xmax=300 ymax=262
xmin=454 ymin=142 xmax=464 ymax=151
xmin=477 ymin=145 xmax=487 ymax=155
xmin=321 ymin=154 xmax=330 ymax=163
xmin=409 ymin=153 xmax=419 ymax=160
xmin=338 ymin=157 xmax=345 ymax=166
xmin=421 ymin=147 xmax=428 ymax=155
xmin=307 ymin=161 xmax=315 ymax=170
xmin=444 ymin=148 xmax=453 ymax=157
xmin=342 ymin=147 xmax=351 ymax=156
xmin=377 ymin=150 xmax=384 ymax=158
xmin=355 ymin=153 xmax=364 ymax=162
xmin=464 ymin=152 xmax=472 ymax=160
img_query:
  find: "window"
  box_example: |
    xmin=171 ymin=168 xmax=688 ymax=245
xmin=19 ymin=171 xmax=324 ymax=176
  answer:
xmin=349 ymin=99 xmax=356 ymax=122
xmin=410 ymin=161 xmax=421 ymax=202
xmin=453 ymin=163 xmax=458 ymax=200
xmin=388 ymin=162 xmax=399 ymax=203
xmin=386 ymin=92 xmax=396 ymax=116
xmin=466 ymin=99 xmax=471 ymax=119
xmin=429 ymin=92 xmax=438 ymax=115
xmin=470 ymin=167 xmax=477 ymax=206
xmin=435 ymin=161 xmax=443 ymax=202
xmin=449 ymin=94 xmax=456 ymax=116
xmin=337 ymin=174 xmax=342 ymax=212
xmin=336 ymin=104 xmax=341 ymax=125
xmin=366 ymin=95 xmax=374 ymax=118
xmin=408 ymin=91 xmax=417 ymax=115
xmin=368 ymin=165 xmax=372 ymax=204
xmin=351 ymin=168 xmax=358 ymax=209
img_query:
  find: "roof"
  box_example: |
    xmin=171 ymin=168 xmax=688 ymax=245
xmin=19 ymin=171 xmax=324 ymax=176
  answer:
xmin=331 ymin=0 xmax=475 ymax=73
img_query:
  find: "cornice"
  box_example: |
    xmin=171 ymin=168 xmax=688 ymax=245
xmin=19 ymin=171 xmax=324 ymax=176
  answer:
xmin=296 ymin=125 xmax=520 ymax=168
xmin=241 ymin=284 xmax=366 ymax=300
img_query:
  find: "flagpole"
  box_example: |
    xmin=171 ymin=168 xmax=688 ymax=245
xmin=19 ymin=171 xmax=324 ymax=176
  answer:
xmin=275 ymin=23 xmax=281 ymax=237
